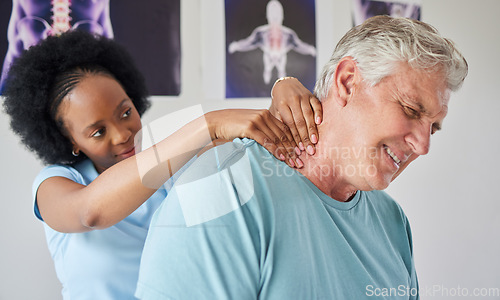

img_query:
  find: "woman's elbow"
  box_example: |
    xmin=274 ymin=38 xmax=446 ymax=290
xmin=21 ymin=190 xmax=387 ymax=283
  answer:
xmin=80 ymin=204 xmax=108 ymax=230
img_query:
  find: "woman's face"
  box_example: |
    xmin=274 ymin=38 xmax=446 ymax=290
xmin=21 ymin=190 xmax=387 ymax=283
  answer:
xmin=58 ymin=74 xmax=142 ymax=173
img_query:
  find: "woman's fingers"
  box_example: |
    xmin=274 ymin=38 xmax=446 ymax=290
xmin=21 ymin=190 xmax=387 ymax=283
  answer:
xmin=269 ymin=77 xmax=323 ymax=156
xmin=310 ymin=96 xmax=323 ymax=126
xmin=295 ymin=97 xmax=317 ymax=154
xmin=251 ymin=110 xmax=302 ymax=168
xmin=274 ymin=102 xmax=302 ymax=150
xmin=296 ymin=95 xmax=322 ymax=154
xmin=262 ymin=111 xmax=303 ymax=167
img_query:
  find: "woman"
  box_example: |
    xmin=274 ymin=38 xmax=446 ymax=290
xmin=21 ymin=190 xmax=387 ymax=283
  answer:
xmin=3 ymin=30 xmax=320 ymax=299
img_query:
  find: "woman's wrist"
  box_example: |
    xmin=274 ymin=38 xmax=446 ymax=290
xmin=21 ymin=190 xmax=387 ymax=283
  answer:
xmin=271 ymin=76 xmax=296 ymax=100
xmin=203 ymin=110 xmax=218 ymax=141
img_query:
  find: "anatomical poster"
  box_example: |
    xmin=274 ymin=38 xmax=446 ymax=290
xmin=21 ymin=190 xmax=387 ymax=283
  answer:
xmin=225 ymin=0 xmax=316 ymax=98
xmin=0 ymin=0 xmax=180 ymax=96
xmin=352 ymin=0 xmax=421 ymax=26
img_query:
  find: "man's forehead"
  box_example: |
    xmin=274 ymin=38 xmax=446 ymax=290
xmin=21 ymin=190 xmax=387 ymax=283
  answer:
xmin=400 ymin=90 xmax=448 ymax=111
xmin=391 ymin=71 xmax=450 ymax=113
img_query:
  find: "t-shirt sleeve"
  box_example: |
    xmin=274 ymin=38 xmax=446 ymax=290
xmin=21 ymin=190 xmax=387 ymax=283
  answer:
xmin=136 ymin=140 xmax=263 ymax=300
xmin=32 ymin=165 xmax=84 ymax=221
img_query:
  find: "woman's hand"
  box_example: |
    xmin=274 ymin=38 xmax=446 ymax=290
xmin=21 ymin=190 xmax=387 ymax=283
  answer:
xmin=206 ymin=109 xmax=303 ymax=168
xmin=269 ymin=77 xmax=322 ymax=155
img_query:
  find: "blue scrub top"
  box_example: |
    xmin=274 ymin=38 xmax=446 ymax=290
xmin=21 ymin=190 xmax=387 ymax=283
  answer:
xmin=33 ymin=159 xmax=167 ymax=300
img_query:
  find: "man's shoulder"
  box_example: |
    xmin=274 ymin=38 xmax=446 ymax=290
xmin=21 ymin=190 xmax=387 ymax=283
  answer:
xmin=175 ymin=138 xmax=270 ymax=184
xmin=168 ymin=138 xmax=278 ymax=227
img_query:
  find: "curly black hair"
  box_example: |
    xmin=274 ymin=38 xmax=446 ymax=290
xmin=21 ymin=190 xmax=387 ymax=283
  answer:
xmin=3 ymin=30 xmax=151 ymax=165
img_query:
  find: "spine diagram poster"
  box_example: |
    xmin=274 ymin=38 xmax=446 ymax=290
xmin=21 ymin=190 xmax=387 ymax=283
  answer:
xmin=225 ymin=0 xmax=316 ymax=98
xmin=0 ymin=0 xmax=180 ymax=96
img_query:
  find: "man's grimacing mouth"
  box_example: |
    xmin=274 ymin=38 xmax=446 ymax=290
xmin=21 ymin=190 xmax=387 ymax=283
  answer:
xmin=383 ymin=145 xmax=401 ymax=165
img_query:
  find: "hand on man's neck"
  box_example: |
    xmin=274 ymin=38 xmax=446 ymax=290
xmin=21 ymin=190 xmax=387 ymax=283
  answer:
xmin=296 ymin=118 xmax=358 ymax=202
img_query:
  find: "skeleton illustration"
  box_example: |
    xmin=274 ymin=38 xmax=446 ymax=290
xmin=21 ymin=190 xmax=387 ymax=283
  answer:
xmin=1 ymin=0 xmax=113 ymax=92
xmin=228 ymin=0 xmax=316 ymax=84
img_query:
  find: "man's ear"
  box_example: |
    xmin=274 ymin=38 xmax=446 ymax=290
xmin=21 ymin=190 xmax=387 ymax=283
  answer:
xmin=333 ymin=57 xmax=357 ymax=107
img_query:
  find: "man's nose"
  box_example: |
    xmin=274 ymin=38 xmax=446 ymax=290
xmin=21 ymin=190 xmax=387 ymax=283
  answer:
xmin=406 ymin=122 xmax=431 ymax=156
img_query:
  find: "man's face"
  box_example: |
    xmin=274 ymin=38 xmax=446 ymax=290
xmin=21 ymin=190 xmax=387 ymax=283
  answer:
xmin=333 ymin=62 xmax=450 ymax=191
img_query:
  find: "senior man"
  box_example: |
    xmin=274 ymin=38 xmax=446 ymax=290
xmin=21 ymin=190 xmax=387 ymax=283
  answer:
xmin=136 ymin=16 xmax=467 ymax=299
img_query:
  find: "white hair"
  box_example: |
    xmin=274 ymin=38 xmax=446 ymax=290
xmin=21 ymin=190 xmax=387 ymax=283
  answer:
xmin=314 ymin=16 xmax=468 ymax=100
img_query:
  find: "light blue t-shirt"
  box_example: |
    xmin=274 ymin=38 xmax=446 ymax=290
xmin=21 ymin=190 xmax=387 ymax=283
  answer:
xmin=32 ymin=159 xmax=168 ymax=300
xmin=136 ymin=138 xmax=419 ymax=299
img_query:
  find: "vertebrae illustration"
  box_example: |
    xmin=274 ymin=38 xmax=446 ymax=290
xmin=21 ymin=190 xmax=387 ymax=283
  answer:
xmin=50 ymin=0 xmax=72 ymax=36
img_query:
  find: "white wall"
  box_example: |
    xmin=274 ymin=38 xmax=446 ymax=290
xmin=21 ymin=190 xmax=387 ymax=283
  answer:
xmin=386 ymin=1 xmax=500 ymax=297
xmin=1 ymin=0 xmax=498 ymax=299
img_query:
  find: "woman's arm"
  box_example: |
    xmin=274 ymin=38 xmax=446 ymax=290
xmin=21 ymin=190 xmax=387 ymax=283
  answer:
xmin=36 ymin=109 xmax=298 ymax=233
xmin=269 ymin=77 xmax=323 ymax=155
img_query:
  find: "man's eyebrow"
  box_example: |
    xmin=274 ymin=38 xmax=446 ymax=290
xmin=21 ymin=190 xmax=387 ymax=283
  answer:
xmin=416 ymin=102 xmax=426 ymax=113
xmin=399 ymin=93 xmax=431 ymax=115
xmin=397 ymin=93 xmax=421 ymax=109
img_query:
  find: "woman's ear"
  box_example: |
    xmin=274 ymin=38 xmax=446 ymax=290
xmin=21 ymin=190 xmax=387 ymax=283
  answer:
xmin=333 ymin=57 xmax=358 ymax=107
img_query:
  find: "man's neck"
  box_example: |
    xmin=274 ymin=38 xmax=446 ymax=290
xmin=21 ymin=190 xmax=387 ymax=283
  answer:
xmin=296 ymin=144 xmax=358 ymax=202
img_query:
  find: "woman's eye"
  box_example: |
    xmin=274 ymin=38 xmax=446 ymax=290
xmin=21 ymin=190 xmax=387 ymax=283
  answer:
xmin=122 ymin=108 xmax=131 ymax=118
xmin=92 ymin=128 xmax=105 ymax=138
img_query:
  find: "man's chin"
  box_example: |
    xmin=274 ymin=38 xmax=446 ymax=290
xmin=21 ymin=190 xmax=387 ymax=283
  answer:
xmin=363 ymin=174 xmax=392 ymax=191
